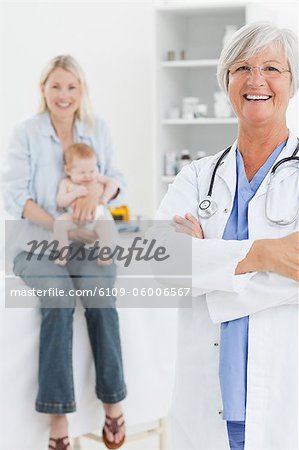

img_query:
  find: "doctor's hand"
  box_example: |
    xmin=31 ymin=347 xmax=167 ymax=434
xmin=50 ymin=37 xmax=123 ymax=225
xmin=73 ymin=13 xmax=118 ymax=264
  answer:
xmin=237 ymin=232 xmax=299 ymax=282
xmin=266 ymin=232 xmax=299 ymax=282
xmin=173 ymin=213 xmax=204 ymax=238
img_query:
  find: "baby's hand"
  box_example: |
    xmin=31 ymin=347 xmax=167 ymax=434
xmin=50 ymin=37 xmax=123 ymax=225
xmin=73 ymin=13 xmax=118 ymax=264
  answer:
xmin=173 ymin=213 xmax=204 ymax=239
xmin=75 ymin=186 xmax=88 ymax=198
xmin=99 ymin=196 xmax=108 ymax=206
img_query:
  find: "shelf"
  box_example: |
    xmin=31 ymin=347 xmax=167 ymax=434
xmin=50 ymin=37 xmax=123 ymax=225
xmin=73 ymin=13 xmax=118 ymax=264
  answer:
xmin=162 ymin=118 xmax=238 ymax=125
xmin=155 ymin=3 xmax=246 ymax=209
xmin=156 ymin=3 xmax=247 ymax=13
xmin=161 ymin=59 xmax=218 ymax=68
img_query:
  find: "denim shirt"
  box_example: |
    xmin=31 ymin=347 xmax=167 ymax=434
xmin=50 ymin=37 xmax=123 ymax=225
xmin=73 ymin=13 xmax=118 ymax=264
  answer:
xmin=219 ymin=141 xmax=286 ymax=421
xmin=2 ymin=111 xmax=125 ymax=219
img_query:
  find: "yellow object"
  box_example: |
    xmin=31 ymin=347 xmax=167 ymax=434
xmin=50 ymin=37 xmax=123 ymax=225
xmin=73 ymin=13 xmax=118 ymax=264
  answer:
xmin=108 ymin=205 xmax=130 ymax=222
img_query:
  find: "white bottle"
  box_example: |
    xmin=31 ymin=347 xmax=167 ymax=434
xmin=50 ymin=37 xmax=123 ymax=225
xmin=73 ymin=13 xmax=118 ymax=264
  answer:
xmin=213 ymin=91 xmax=233 ymax=118
xmin=164 ymin=152 xmax=177 ymax=176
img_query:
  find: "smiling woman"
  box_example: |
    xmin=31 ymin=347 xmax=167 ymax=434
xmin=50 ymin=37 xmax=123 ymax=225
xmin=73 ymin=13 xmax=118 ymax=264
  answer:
xmin=227 ymin=46 xmax=292 ymax=133
xmin=41 ymin=68 xmax=82 ymax=121
xmin=2 ymin=55 xmax=127 ymax=450
xmin=216 ymin=22 xmax=298 ymax=181
xmin=156 ymin=21 xmax=299 ymax=450
xmin=39 ymin=55 xmax=94 ymax=126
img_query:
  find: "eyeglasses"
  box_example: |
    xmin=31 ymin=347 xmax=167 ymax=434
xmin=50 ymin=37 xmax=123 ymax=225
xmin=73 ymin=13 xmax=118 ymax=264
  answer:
xmin=229 ymin=64 xmax=291 ymax=79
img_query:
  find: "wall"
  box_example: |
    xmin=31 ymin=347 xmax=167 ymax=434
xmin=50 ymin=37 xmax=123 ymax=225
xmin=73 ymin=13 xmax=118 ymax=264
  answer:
xmin=0 ymin=1 xmax=155 ymax=219
xmin=1 ymin=0 xmax=298 ymax=220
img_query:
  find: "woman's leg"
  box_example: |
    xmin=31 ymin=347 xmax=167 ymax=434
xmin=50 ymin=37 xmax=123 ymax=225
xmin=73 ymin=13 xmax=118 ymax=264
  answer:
xmin=13 ymin=251 xmax=76 ymax=446
xmin=68 ymin=248 xmax=127 ymax=444
xmin=49 ymin=415 xmax=70 ymax=449
xmin=226 ymin=421 xmax=245 ymax=450
xmin=67 ymin=253 xmax=127 ymax=401
xmin=102 ymin=402 xmax=126 ymax=445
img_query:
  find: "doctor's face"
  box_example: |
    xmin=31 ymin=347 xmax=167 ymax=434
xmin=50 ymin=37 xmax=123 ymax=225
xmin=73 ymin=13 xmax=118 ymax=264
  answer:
xmin=41 ymin=67 xmax=82 ymax=121
xmin=227 ymin=45 xmax=292 ymax=128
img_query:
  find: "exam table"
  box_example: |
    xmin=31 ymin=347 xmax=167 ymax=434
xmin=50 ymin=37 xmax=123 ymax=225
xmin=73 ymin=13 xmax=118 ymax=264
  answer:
xmin=0 ymin=273 xmax=177 ymax=450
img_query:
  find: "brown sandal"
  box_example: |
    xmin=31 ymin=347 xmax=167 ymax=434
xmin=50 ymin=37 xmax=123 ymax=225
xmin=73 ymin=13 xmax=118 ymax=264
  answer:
xmin=102 ymin=413 xmax=126 ymax=449
xmin=49 ymin=436 xmax=70 ymax=450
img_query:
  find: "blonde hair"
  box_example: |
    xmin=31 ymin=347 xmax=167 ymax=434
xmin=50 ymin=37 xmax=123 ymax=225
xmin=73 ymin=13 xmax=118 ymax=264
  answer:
xmin=217 ymin=22 xmax=298 ymax=97
xmin=39 ymin=55 xmax=95 ymax=128
xmin=64 ymin=143 xmax=96 ymax=167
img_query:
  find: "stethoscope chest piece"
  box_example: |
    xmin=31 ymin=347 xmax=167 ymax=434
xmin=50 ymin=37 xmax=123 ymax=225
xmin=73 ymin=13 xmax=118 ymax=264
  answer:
xmin=198 ymin=196 xmax=218 ymax=218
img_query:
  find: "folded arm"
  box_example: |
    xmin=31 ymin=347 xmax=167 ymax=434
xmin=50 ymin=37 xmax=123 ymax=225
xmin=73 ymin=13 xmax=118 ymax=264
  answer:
xmin=156 ymin=163 xmax=298 ymax=319
xmin=206 ymin=232 xmax=298 ymax=323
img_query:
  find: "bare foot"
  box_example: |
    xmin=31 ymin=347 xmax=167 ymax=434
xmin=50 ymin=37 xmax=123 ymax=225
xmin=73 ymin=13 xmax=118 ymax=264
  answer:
xmin=54 ymin=258 xmax=68 ymax=267
xmin=49 ymin=415 xmax=71 ymax=449
xmin=103 ymin=403 xmax=125 ymax=446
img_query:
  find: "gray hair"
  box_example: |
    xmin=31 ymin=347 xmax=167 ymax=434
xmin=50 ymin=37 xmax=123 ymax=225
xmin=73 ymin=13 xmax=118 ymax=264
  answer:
xmin=39 ymin=55 xmax=95 ymax=128
xmin=217 ymin=21 xmax=298 ymax=97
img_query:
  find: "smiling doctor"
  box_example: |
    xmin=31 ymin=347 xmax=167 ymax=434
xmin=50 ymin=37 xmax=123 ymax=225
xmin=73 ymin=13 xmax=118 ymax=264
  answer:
xmin=155 ymin=22 xmax=299 ymax=450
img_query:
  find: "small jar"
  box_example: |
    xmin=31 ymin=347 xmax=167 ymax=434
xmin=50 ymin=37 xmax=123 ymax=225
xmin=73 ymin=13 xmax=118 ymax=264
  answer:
xmin=182 ymin=97 xmax=199 ymax=120
xmin=177 ymin=149 xmax=191 ymax=172
xmin=180 ymin=50 xmax=187 ymax=60
xmin=194 ymin=104 xmax=207 ymax=118
xmin=167 ymin=50 xmax=176 ymax=61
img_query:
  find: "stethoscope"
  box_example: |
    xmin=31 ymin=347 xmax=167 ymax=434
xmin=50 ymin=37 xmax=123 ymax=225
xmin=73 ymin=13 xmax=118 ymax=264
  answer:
xmin=198 ymin=140 xmax=299 ymax=225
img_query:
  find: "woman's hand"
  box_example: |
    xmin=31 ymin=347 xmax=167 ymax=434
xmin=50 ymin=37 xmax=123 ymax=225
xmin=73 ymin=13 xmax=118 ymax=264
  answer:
xmin=72 ymin=184 xmax=99 ymax=226
xmin=173 ymin=213 xmax=204 ymax=238
xmin=74 ymin=185 xmax=88 ymax=198
xmin=236 ymin=232 xmax=299 ymax=281
xmin=68 ymin=228 xmax=98 ymax=244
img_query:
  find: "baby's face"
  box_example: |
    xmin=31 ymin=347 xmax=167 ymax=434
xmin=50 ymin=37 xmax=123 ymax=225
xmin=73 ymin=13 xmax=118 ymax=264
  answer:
xmin=66 ymin=156 xmax=98 ymax=184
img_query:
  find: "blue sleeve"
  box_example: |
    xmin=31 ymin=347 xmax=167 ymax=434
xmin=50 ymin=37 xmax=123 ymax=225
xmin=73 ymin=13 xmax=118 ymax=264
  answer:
xmin=1 ymin=123 xmax=34 ymax=218
xmin=97 ymin=119 xmax=126 ymax=207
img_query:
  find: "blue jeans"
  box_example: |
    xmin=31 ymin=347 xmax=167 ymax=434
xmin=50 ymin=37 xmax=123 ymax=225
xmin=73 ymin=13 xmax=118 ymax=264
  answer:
xmin=13 ymin=246 xmax=127 ymax=414
xmin=227 ymin=421 xmax=245 ymax=450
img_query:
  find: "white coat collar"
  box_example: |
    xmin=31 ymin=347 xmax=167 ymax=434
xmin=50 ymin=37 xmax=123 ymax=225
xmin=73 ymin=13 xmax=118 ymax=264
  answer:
xmin=215 ymin=130 xmax=298 ymax=200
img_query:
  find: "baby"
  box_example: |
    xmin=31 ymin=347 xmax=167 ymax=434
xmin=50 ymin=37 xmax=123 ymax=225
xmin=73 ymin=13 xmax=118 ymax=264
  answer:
xmin=53 ymin=143 xmax=117 ymax=266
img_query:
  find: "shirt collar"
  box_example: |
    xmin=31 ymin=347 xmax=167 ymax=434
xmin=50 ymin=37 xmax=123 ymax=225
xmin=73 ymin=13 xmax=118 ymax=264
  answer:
xmin=39 ymin=111 xmax=92 ymax=139
xmin=214 ymin=129 xmax=298 ymax=198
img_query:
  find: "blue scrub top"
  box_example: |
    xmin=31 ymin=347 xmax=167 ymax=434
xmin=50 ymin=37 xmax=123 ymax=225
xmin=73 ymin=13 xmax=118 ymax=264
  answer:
xmin=219 ymin=141 xmax=286 ymax=421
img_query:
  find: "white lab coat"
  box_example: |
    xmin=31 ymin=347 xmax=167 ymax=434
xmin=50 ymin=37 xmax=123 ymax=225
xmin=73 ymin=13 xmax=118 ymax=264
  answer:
xmin=155 ymin=130 xmax=298 ymax=450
